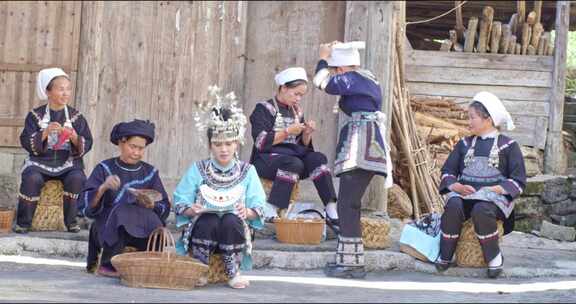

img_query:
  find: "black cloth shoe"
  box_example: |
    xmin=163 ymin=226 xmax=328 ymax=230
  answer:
xmin=487 ymin=256 xmax=504 ymax=279
xmin=13 ymin=224 xmax=29 ymax=234
xmin=67 ymin=224 xmax=81 ymax=233
xmin=434 ymin=259 xmax=451 ymax=273
xmin=325 ymin=215 xmax=340 ymax=235
xmin=324 ymin=262 xmax=367 ymax=279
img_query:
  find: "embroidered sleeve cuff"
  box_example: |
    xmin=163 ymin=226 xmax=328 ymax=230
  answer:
xmin=439 ymin=174 xmax=458 ymax=194
xmin=30 ymin=131 xmax=46 ymax=155
xmin=313 ymin=67 xmax=331 ymax=90
xmin=72 ymin=136 xmax=86 ymax=157
xmin=174 ymin=203 xmax=190 ymax=216
xmin=500 ymin=179 xmax=522 ymax=199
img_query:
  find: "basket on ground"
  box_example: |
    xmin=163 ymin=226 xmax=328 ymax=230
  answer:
xmin=455 ymin=219 xmax=504 ymax=268
xmin=274 ymin=217 xmax=324 ymax=245
xmin=111 ymin=227 xmax=208 ymax=290
xmin=0 ymin=208 xmax=15 ymax=233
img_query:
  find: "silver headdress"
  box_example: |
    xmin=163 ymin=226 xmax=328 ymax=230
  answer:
xmin=194 ymin=85 xmax=247 ymax=144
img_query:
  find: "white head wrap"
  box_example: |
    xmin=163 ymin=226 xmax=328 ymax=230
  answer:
xmin=275 ymin=67 xmax=308 ymax=86
xmin=472 ymin=91 xmax=515 ymax=131
xmin=36 ymin=68 xmax=69 ymax=101
xmin=327 ymin=41 xmax=365 ymax=67
xmin=36 ymin=68 xmax=71 ymax=129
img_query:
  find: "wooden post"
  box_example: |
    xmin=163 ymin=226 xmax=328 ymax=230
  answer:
xmin=455 ymin=1 xmax=466 ymax=42
xmin=531 ymin=23 xmax=544 ymax=48
xmin=500 ymin=24 xmax=511 ymax=53
xmin=490 ymin=21 xmax=502 ymax=54
xmin=534 ymin=0 xmax=543 ymax=24
xmin=75 ymin=2 xmax=104 ymax=170
xmin=464 ymin=17 xmax=478 ymax=52
xmin=544 ymin=1 xmax=570 ymax=174
xmin=477 ymin=6 xmax=494 ymax=53
xmin=343 ymin=1 xmax=400 ymax=214
xmin=516 ymin=1 xmax=525 ymax=35
xmin=521 ymin=23 xmax=531 ymax=54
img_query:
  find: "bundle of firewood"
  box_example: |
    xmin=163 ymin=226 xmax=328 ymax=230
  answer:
xmin=441 ymin=1 xmax=553 ymax=56
xmin=390 ymin=27 xmax=446 ymax=219
xmin=410 ymin=97 xmax=471 ymax=172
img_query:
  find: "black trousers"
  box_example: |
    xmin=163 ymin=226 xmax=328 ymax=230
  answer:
xmin=337 ymin=169 xmax=375 ymax=238
xmin=254 ymin=152 xmax=337 ymax=209
xmin=189 ymin=213 xmax=246 ymax=278
xmin=16 ymin=168 xmax=85 ymax=228
xmin=86 ymin=222 xmax=101 ymax=271
xmin=440 ymin=197 xmax=506 ymax=263
xmin=100 ymin=226 xmax=149 ymax=268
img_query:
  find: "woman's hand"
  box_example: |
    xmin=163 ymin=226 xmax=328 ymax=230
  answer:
xmin=42 ymin=122 xmax=62 ymax=139
xmin=486 ymin=185 xmax=506 ymax=195
xmin=101 ymin=175 xmax=121 ymax=192
xmin=303 ymin=120 xmax=316 ymax=135
xmin=449 ymin=182 xmax=476 ymax=196
xmin=319 ymin=41 xmax=340 ymax=60
xmin=184 ymin=204 xmax=205 ymax=217
xmin=286 ymin=122 xmax=305 ymax=136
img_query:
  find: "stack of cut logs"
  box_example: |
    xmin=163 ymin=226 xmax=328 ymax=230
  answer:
xmin=411 ymin=96 xmax=470 ymax=173
xmin=440 ymin=1 xmax=554 ymax=56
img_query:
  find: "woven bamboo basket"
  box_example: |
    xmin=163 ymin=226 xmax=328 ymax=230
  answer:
xmin=0 ymin=208 xmax=15 ymax=233
xmin=361 ymin=216 xmax=391 ymax=249
xmin=274 ymin=217 xmax=324 ymax=245
xmin=387 ymin=184 xmax=413 ymax=219
xmin=31 ymin=180 xmax=66 ymax=231
xmin=111 ymin=227 xmax=209 ymax=290
xmin=399 ymin=244 xmax=429 ymax=262
xmin=455 ymin=220 xmax=504 ymax=268
xmin=207 ymin=254 xmax=228 ymax=284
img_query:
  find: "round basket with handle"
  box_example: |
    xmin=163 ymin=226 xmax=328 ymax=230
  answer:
xmin=111 ymin=227 xmax=208 ymax=290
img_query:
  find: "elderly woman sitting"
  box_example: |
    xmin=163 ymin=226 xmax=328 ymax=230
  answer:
xmin=81 ymin=119 xmax=170 ymax=277
xmin=435 ymin=92 xmax=526 ymax=279
xmin=14 ymin=68 xmax=93 ymax=234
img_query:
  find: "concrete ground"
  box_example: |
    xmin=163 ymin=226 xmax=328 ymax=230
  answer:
xmin=0 ymin=258 xmax=575 ymax=303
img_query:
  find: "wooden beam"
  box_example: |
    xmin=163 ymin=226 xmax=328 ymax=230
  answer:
xmin=0 ymin=63 xmax=76 ymax=73
xmin=0 ymin=118 xmax=24 ymax=127
xmin=544 ymin=1 xmax=570 ymax=174
xmin=343 ymin=1 xmax=400 ymax=213
xmin=74 ymin=1 xmax=104 ymax=170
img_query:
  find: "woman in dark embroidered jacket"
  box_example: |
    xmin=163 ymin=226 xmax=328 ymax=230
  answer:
xmin=14 ymin=68 xmax=93 ymax=234
xmin=435 ymin=91 xmax=527 ymax=279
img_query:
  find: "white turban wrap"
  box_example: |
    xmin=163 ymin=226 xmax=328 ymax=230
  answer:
xmin=275 ymin=67 xmax=308 ymax=86
xmin=36 ymin=68 xmax=69 ymax=100
xmin=327 ymin=41 xmax=365 ymax=67
xmin=473 ymin=91 xmax=515 ymax=131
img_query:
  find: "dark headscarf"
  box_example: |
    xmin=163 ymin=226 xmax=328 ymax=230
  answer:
xmin=110 ymin=119 xmax=155 ymax=145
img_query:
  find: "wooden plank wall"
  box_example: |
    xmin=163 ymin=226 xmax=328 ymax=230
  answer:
xmin=405 ymin=50 xmax=554 ymax=149
xmin=75 ymin=1 xmax=248 ymax=188
xmin=239 ymin=1 xmax=346 ymax=164
xmin=0 ymin=1 xmax=81 ymax=147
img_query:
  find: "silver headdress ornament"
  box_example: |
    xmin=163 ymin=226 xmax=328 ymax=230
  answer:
xmin=193 ymin=85 xmax=247 ymax=144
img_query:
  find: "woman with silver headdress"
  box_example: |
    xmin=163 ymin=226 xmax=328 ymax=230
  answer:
xmin=434 ymin=92 xmax=526 ymax=279
xmin=14 ymin=68 xmax=93 ymax=234
xmin=313 ymin=41 xmax=393 ymax=279
xmin=248 ymin=67 xmax=339 ymax=233
xmin=174 ymin=87 xmax=266 ymax=289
